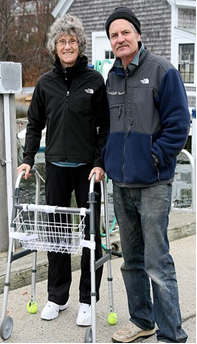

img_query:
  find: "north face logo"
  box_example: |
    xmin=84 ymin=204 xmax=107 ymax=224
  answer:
xmin=84 ymin=88 xmax=94 ymax=94
xmin=140 ymin=78 xmax=149 ymax=84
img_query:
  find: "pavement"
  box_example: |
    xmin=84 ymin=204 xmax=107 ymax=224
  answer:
xmin=0 ymin=210 xmax=196 ymax=343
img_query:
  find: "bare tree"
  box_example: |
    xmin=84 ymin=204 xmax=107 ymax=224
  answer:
xmin=0 ymin=0 xmax=16 ymax=60
xmin=0 ymin=0 xmax=58 ymax=86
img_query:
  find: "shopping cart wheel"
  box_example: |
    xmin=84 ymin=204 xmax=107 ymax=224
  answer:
xmin=84 ymin=327 xmax=93 ymax=343
xmin=0 ymin=316 xmax=13 ymax=340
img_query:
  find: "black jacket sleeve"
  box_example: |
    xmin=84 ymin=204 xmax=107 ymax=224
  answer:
xmin=23 ymin=82 xmax=46 ymax=167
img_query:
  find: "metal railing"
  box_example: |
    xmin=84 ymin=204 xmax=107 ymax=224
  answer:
xmin=172 ymin=149 xmax=196 ymax=213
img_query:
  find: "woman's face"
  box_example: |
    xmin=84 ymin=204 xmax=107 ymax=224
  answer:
xmin=56 ymin=34 xmax=79 ymax=68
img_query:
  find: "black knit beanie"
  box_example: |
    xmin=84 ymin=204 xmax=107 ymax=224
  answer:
xmin=105 ymin=6 xmax=141 ymax=38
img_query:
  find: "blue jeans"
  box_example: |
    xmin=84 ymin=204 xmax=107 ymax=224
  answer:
xmin=113 ymin=183 xmax=188 ymax=343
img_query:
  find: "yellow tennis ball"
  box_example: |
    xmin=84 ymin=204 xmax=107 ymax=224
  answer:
xmin=108 ymin=312 xmax=117 ymax=325
xmin=27 ymin=301 xmax=38 ymax=314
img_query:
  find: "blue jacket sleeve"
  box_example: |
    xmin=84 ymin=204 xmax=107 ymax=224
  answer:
xmin=152 ymin=68 xmax=190 ymax=167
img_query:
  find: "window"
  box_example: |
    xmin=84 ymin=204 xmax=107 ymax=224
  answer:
xmin=178 ymin=44 xmax=194 ymax=83
xmin=105 ymin=50 xmax=114 ymax=59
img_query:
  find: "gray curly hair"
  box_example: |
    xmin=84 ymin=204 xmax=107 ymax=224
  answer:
xmin=47 ymin=14 xmax=87 ymax=58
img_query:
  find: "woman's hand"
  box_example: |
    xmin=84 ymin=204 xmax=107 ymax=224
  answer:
xmin=88 ymin=167 xmax=105 ymax=183
xmin=17 ymin=163 xmax=32 ymax=179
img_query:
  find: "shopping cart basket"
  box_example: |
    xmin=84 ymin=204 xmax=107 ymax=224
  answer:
xmin=0 ymin=169 xmax=116 ymax=343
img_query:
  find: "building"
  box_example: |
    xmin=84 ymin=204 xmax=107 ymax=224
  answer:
xmin=52 ymin=0 xmax=196 ymax=109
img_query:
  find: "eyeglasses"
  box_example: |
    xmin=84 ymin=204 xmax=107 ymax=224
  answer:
xmin=57 ymin=39 xmax=78 ymax=47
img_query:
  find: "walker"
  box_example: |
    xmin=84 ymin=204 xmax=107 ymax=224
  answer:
xmin=0 ymin=169 xmax=116 ymax=343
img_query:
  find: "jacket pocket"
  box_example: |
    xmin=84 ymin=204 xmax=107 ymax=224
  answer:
xmin=109 ymin=103 xmax=125 ymax=132
xmin=123 ymin=132 xmax=158 ymax=184
xmin=104 ymin=132 xmax=125 ymax=182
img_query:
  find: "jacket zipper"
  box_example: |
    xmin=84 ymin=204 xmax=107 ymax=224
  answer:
xmin=151 ymin=136 xmax=160 ymax=181
xmin=65 ymin=90 xmax=69 ymax=160
xmin=122 ymin=71 xmax=128 ymax=180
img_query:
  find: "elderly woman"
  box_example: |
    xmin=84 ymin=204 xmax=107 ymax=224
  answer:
xmin=17 ymin=14 xmax=109 ymax=326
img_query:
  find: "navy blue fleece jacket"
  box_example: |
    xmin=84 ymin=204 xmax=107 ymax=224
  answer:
xmin=102 ymin=47 xmax=190 ymax=186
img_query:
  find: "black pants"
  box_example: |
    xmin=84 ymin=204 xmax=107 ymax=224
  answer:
xmin=45 ymin=163 xmax=103 ymax=305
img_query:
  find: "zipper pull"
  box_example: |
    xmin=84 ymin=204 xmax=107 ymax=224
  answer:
xmin=117 ymin=105 xmax=122 ymax=119
xmin=127 ymin=123 xmax=132 ymax=136
xmin=66 ymin=90 xmax=69 ymax=103
xmin=156 ymin=166 xmax=160 ymax=181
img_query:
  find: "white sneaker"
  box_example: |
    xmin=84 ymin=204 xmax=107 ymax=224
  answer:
xmin=41 ymin=301 xmax=68 ymax=320
xmin=76 ymin=303 xmax=91 ymax=326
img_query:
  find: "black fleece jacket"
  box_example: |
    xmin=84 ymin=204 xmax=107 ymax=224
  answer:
xmin=23 ymin=56 xmax=109 ymax=168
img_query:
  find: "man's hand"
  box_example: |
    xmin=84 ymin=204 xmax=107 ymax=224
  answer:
xmin=17 ymin=163 xmax=32 ymax=179
xmin=88 ymin=167 xmax=105 ymax=182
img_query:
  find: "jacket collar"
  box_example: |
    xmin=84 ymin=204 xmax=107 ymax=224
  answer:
xmin=54 ymin=55 xmax=88 ymax=78
xmin=110 ymin=44 xmax=149 ymax=77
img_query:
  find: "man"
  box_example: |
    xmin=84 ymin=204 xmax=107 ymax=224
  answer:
xmin=103 ymin=6 xmax=190 ymax=343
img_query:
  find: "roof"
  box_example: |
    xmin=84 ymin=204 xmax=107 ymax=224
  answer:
xmin=52 ymin=0 xmax=74 ymax=17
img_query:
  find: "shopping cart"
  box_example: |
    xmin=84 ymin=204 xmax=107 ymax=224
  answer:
xmin=0 ymin=169 xmax=116 ymax=343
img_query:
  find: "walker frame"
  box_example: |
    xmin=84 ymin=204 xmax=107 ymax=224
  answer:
xmin=0 ymin=169 xmax=115 ymax=343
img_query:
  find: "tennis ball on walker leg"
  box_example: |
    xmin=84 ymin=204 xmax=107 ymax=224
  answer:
xmin=108 ymin=312 xmax=117 ymax=325
xmin=27 ymin=301 xmax=38 ymax=314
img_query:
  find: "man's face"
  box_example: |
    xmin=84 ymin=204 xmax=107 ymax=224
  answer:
xmin=109 ymin=19 xmax=141 ymax=68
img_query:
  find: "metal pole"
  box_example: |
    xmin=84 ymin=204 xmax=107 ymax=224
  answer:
xmin=102 ymin=179 xmax=115 ymax=314
xmin=3 ymin=94 xmax=13 ymax=233
xmin=89 ymin=174 xmax=96 ymax=343
xmin=0 ymin=61 xmax=22 ymax=252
